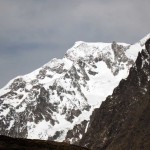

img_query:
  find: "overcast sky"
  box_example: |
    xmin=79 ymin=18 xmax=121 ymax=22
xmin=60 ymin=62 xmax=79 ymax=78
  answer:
xmin=0 ymin=0 xmax=149 ymax=88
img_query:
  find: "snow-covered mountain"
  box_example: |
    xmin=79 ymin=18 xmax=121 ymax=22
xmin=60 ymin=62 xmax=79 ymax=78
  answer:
xmin=0 ymin=34 xmax=149 ymax=143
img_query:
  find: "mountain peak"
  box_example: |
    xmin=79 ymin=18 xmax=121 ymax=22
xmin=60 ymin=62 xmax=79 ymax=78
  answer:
xmin=0 ymin=35 xmax=148 ymax=144
xmin=139 ymin=33 xmax=150 ymax=47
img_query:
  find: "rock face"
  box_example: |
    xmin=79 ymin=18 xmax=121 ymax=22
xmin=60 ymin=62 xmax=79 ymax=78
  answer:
xmin=0 ymin=35 xmax=149 ymax=143
xmin=80 ymin=39 xmax=150 ymax=150
xmin=0 ymin=135 xmax=89 ymax=150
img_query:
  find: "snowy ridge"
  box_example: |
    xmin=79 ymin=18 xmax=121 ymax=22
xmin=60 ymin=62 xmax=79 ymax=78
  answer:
xmin=139 ymin=33 xmax=150 ymax=46
xmin=0 ymin=35 xmax=149 ymax=144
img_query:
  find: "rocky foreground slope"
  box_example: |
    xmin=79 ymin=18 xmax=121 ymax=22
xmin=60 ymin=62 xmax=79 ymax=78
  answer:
xmin=0 ymin=34 xmax=149 ymax=144
xmin=0 ymin=135 xmax=89 ymax=150
xmin=80 ymin=39 xmax=150 ymax=150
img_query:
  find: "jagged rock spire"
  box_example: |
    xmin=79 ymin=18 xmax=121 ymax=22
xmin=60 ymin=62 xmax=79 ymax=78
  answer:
xmin=145 ymin=38 xmax=150 ymax=54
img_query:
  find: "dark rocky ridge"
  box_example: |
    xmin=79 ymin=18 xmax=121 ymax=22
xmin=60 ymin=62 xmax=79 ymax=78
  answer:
xmin=0 ymin=135 xmax=89 ymax=150
xmin=80 ymin=40 xmax=150 ymax=150
xmin=65 ymin=120 xmax=88 ymax=144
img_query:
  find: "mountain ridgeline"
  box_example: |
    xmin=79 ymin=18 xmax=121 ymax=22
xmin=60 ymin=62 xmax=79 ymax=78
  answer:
xmin=80 ymin=39 xmax=150 ymax=150
xmin=0 ymin=34 xmax=149 ymax=149
xmin=0 ymin=38 xmax=144 ymax=143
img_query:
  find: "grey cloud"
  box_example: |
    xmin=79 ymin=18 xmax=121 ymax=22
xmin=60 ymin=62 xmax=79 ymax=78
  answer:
xmin=0 ymin=0 xmax=149 ymax=87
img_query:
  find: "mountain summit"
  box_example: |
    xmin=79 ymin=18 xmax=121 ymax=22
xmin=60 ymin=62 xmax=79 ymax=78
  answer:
xmin=0 ymin=34 xmax=149 ymax=144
